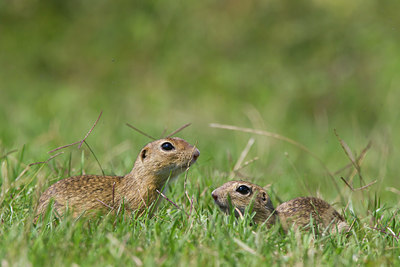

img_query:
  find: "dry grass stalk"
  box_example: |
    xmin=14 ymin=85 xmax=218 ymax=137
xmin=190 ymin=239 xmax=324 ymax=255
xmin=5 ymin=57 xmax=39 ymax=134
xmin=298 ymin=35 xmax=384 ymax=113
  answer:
xmin=126 ymin=123 xmax=157 ymax=140
xmin=0 ymin=149 xmax=18 ymax=159
xmin=78 ymin=111 xmax=103 ymax=149
xmin=334 ymin=141 xmax=372 ymax=175
xmin=156 ymin=189 xmax=189 ymax=217
xmin=334 ymin=129 xmax=366 ymax=185
xmin=166 ymin=123 xmax=191 ymax=138
xmin=49 ymin=111 xmax=103 ymax=153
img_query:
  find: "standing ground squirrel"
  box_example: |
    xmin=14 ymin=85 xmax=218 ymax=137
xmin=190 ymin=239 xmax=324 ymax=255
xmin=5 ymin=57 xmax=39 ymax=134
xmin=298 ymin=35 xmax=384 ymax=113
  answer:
xmin=35 ymin=137 xmax=200 ymax=220
xmin=212 ymin=181 xmax=348 ymax=233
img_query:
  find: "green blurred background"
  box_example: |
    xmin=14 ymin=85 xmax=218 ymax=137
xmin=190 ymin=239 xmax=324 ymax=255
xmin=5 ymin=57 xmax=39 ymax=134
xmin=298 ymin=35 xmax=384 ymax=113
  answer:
xmin=1 ymin=0 xmax=399 ymax=203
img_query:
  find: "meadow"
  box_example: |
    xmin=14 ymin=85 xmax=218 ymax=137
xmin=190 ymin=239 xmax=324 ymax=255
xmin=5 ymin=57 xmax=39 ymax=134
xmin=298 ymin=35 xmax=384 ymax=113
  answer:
xmin=1 ymin=0 xmax=400 ymax=265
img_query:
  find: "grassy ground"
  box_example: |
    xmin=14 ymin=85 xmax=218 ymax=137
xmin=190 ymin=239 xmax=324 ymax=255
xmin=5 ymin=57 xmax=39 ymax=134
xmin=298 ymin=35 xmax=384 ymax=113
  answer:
xmin=1 ymin=0 xmax=400 ymax=266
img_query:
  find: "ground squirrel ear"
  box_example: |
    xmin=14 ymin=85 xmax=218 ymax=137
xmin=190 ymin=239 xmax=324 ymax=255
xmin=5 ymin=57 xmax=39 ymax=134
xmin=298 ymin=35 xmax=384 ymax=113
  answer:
xmin=141 ymin=149 xmax=147 ymax=161
xmin=262 ymin=192 xmax=267 ymax=202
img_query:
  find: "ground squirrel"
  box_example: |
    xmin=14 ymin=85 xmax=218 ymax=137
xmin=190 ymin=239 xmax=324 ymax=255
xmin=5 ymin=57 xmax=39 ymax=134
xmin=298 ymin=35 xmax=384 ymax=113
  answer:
xmin=212 ymin=181 xmax=348 ymax=233
xmin=35 ymin=137 xmax=200 ymax=221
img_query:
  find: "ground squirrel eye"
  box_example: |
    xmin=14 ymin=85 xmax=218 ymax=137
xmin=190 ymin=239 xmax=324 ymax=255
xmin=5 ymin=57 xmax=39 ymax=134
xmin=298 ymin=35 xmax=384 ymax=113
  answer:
xmin=236 ymin=185 xmax=251 ymax=195
xmin=161 ymin=142 xmax=175 ymax=151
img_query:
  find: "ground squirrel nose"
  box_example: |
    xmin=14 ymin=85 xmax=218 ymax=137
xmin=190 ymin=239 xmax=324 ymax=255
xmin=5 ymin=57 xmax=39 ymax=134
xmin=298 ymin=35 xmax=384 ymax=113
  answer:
xmin=193 ymin=148 xmax=200 ymax=161
xmin=211 ymin=191 xmax=218 ymax=201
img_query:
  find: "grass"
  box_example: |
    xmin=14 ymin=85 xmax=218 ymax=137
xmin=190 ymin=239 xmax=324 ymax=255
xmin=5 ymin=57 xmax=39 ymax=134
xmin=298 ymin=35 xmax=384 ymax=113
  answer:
xmin=1 ymin=0 xmax=400 ymax=265
xmin=0 ymin=123 xmax=399 ymax=266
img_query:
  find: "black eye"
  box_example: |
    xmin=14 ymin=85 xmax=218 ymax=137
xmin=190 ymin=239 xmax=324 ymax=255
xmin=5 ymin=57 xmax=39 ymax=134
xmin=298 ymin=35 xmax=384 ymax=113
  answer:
xmin=161 ymin=142 xmax=175 ymax=151
xmin=236 ymin=185 xmax=251 ymax=195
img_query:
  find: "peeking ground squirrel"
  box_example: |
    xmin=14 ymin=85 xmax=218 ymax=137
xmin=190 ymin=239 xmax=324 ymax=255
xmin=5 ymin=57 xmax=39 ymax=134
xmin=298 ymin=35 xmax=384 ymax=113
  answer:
xmin=212 ymin=181 xmax=348 ymax=233
xmin=35 ymin=137 xmax=200 ymax=221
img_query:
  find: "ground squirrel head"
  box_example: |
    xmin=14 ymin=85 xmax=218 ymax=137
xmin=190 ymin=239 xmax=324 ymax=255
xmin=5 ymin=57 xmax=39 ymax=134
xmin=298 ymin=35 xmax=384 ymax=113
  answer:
xmin=132 ymin=137 xmax=200 ymax=182
xmin=211 ymin=180 xmax=276 ymax=224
